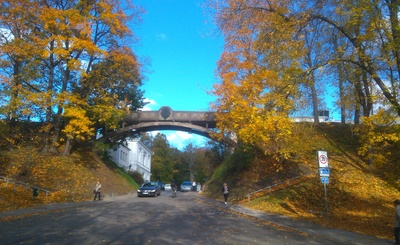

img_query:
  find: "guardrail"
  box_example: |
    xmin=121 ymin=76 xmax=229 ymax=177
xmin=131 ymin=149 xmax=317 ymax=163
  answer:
xmin=246 ymin=174 xmax=313 ymax=202
xmin=0 ymin=176 xmax=50 ymax=199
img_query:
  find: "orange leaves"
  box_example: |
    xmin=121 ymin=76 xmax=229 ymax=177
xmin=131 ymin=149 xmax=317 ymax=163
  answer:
xmin=355 ymin=110 xmax=400 ymax=166
xmin=210 ymin=0 xmax=307 ymax=161
xmin=0 ymin=0 xmax=145 ymax=153
xmin=62 ymin=107 xmax=94 ymax=141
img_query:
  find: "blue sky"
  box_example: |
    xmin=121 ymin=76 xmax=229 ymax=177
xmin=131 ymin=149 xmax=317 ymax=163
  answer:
xmin=132 ymin=1 xmax=223 ymax=149
xmin=130 ymin=1 xmax=340 ymax=149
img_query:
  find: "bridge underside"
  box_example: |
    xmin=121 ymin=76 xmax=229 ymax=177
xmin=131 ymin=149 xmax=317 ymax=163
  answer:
xmin=104 ymin=122 xmax=235 ymax=147
xmin=103 ymin=107 xmax=235 ymax=147
xmin=109 ymin=122 xmax=212 ymax=138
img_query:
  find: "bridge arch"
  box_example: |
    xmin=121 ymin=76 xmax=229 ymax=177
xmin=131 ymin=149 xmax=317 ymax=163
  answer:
xmin=103 ymin=106 xmax=235 ymax=147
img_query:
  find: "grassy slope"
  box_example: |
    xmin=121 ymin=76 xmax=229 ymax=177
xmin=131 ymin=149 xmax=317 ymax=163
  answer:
xmin=1 ymin=123 xmax=399 ymax=240
xmin=0 ymin=148 xmax=138 ymax=212
xmin=202 ymin=123 xmax=400 ymax=240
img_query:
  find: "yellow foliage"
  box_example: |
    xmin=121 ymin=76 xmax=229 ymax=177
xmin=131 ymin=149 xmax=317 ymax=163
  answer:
xmin=355 ymin=109 xmax=400 ymax=166
xmin=62 ymin=107 xmax=94 ymax=141
xmin=0 ymin=147 xmax=135 ymax=211
xmin=210 ymin=0 xmax=307 ymax=161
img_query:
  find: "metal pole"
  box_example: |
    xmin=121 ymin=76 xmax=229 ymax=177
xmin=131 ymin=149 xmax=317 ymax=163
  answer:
xmin=324 ymin=183 xmax=329 ymax=221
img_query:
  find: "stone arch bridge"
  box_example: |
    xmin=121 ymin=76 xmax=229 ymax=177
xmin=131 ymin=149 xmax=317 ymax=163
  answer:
xmin=104 ymin=106 xmax=235 ymax=146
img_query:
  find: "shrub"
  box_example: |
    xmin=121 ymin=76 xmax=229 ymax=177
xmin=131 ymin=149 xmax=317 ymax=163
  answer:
xmin=127 ymin=170 xmax=144 ymax=185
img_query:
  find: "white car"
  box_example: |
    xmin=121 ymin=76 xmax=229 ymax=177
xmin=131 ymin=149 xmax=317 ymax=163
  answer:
xmin=180 ymin=181 xmax=192 ymax=192
xmin=164 ymin=184 xmax=171 ymax=191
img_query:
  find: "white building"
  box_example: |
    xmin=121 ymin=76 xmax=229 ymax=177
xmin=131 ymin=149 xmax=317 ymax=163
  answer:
xmin=108 ymin=138 xmax=152 ymax=181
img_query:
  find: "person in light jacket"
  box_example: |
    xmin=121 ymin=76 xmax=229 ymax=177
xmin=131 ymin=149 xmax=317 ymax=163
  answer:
xmin=93 ymin=180 xmax=102 ymax=201
xmin=192 ymin=180 xmax=197 ymax=191
xmin=222 ymin=183 xmax=229 ymax=205
xmin=394 ymin=199 xmax=400 ymax=245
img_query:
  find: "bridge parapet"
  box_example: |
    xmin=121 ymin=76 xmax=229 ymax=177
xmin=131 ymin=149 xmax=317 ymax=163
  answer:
xmin=104 ymin=107 xmax=235 ymax=147
xmin=124 ymin=106 xmax=217 ymax=128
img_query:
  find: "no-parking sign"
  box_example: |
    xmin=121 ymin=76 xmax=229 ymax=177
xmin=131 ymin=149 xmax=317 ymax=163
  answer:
xmin=317 ymin=151 xmax=329 ymax=168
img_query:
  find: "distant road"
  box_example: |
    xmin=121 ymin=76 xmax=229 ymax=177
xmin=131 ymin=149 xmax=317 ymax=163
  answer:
xmin=0 ymin=191 xmax=349 ymax=245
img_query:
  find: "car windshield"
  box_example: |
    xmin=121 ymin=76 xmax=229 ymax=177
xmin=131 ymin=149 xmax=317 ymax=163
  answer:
xmin=182 ymin=181 xmax=191 ymax=185
xmin=142 ymin=182 xmax=156 ymax=187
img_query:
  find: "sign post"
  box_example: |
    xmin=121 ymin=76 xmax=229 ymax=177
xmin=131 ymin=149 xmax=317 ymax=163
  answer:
xmin=317 ymin=151 xmax=329 ymax=221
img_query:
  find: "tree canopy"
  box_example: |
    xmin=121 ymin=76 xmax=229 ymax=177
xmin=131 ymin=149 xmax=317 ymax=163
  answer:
xmin=208 ymin=0 xmax=400 ymax=161
xmin=0 ymin=0 xmax=146 ymax=155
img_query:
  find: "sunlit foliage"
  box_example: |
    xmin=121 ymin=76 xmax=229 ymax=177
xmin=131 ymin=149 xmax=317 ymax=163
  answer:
xmin=355 ymin=109 xmax=400 ymax=166
xmin=208 ymin=0 xmax=400 ymax=163
xmin=0 ymin=0 xmax=146 ymax=155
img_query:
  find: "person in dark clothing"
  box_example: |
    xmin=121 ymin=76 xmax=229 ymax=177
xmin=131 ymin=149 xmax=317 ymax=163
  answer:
xmin=394 ymin=199 xmax=400 ymax=245
xmin=222 ymin=183 xmax=229 ymax=205
xmin=171 ymin=180 xmax=177 ymax=197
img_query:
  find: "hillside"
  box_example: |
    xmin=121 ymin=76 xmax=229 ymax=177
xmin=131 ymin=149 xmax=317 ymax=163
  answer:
xmin=202 ymin=123 xmax=400 ymax=240
xmin=1 ymin=122 xmax=399 ymax=241
xmin=0 ymin=148 xmax=137 ymax=211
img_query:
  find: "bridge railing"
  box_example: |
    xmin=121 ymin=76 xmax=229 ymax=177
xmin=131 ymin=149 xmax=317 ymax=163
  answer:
xmin=0 ymin=176 xmax=50 ymax=199
xmin=245 ymin=174 xmax=314 ymax=202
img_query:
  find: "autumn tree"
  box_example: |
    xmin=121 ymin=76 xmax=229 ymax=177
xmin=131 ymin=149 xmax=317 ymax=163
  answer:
xmin=204 ymin=140 xmax=230 ymax=174
xmin=356 ymin=109 xmax=400 ymax=166
xmin=0 ymin=0 xmax=146 ymax=155
xmin=209 ymin=0 xmax=304 ymax=161
xmin=150 ymin=133 xmax=174 ymax=182
xmin=187 ymin=145 xmax=222 ymax=186
xmin=208 ymin=0 xmax=400 ymax=161
xmin=307 ymin=0 xmax=400 ymax=117
xmin=0 ymin=0 xmax=44 ymax=148
xmin=182 ymin=142 xmax=197 ymax=181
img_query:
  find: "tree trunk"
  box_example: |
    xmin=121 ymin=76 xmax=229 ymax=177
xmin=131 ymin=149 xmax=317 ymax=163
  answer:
xmin=42 ymin=40 xmax=55 ymax=154
xmin=8 ymin=60 xmax=23 ymax=150
xmin=361 ymin=65 xmax=372 ymax=117
xmin=51 ymin=57 xmax=71 ymax=154
xmin=62 ymin=138 xmax=72 ymax=157
xmin=337 ymin=63 xmax=346 ymax=124
xmin=354 ymin=102 xmax=361 ymax=124
xmin=305 ymin=48 xmax=319 ymax=123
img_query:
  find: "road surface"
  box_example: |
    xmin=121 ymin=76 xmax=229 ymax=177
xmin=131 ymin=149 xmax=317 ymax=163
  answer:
xmin=0 ymin=191 xmax=385 ymax=244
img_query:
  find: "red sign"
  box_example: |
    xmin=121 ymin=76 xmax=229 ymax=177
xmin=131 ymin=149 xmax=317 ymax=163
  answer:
xmin=318 ymin=151 xmax=329 ymax=167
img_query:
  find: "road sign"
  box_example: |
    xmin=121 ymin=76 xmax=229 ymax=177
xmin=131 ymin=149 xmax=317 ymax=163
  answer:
xmin=319 ymin=167 xmax=330 ymax=177
xmin=317 ymin=151 xmax=329 ymax=168
xmin=321 ymin=176 xmax=329 ymax=184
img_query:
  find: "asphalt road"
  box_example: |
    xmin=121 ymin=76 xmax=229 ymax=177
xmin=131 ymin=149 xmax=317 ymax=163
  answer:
xmin=0 ymin=191 xmax=388 ymax=245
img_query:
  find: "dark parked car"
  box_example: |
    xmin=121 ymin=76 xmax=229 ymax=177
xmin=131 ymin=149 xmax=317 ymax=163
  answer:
xmin=137 ymin=181 xmax=161 ymax=197
xmin=180 ymin=181 xmax=192 ymax=192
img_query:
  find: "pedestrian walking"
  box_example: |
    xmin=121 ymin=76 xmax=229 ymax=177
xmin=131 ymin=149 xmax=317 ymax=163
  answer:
xmin=192 ymin=180 xmax=197 ymax=191
xmin=222 ymin=183 xmax=229 ymax=205
xmin=394 ymin=199 xmax=400 ymax=244
xmin=171 ymin=180 xmax=177 ymax=198
xmin=93 ymin=180 xmax=102 ymax=201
